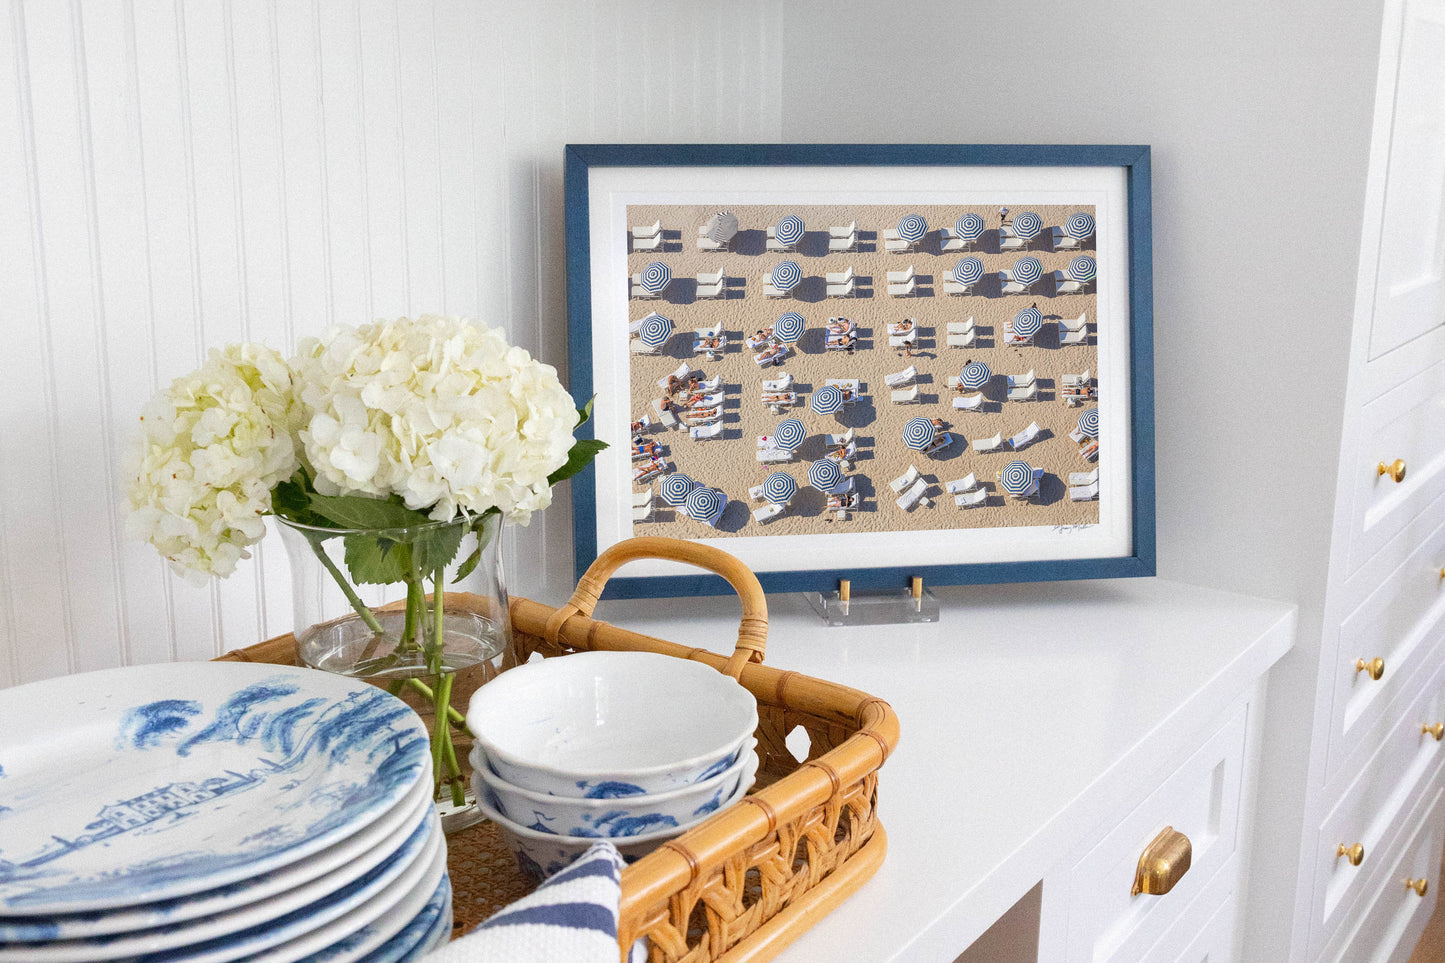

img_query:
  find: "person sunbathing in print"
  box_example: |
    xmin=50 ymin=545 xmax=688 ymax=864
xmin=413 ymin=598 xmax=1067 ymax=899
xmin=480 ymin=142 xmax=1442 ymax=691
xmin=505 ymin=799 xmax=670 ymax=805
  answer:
xmin=827 ymin=492 xmax=858 ymax=510
xmin=632 ymin=440 xmax=661 ymax=458
xmin=760 ymin=391 xmax=793 ymax=405
xmin=826 ymin=318 xmax=853 ymax=334
xmin=755 ymin=344 xmax=787 ymax=365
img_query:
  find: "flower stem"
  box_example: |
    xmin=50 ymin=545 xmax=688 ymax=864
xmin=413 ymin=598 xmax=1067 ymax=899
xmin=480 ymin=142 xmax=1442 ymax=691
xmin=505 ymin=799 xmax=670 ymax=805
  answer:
xmin=303 ymin=533 xmax=386 ymax=635
xmin=402 ymin=677 xmax=466 ymax=727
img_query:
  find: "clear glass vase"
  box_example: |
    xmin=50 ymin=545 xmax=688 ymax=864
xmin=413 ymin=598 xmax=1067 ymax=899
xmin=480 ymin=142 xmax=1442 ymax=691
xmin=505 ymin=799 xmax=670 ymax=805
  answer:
xmin=276 ymin=512 xmax=510 ymax=833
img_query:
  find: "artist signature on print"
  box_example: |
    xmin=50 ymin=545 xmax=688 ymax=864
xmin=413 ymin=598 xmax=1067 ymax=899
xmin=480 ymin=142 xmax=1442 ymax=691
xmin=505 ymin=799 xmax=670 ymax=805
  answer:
xmin=1051 ymin=523 xmax=1097 ymax=535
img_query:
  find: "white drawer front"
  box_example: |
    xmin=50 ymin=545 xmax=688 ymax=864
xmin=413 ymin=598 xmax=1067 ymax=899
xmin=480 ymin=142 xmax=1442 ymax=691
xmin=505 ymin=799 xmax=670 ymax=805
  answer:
xmin=1161 ymin=882 xmax=1237 ymax=962
xmin=1066 ymin=704 xmax=1247 ymax=963
xmin=1312 ymin=673 xmax=1445 ymax=952
xmin=1325 ymin=788 xmax=1443 ymax=963
xmin=1347 ymin=361 xmax=1445 ymax=575
xmin=1328 ymin=510 xmax=1445 ymax=783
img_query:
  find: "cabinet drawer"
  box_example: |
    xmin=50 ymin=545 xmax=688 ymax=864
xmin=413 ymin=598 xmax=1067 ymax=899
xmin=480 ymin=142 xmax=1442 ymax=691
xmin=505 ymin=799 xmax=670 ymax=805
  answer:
xmin=1346 ymin=360 xmax=1445 ymax=576
xmin=1327 ymin=508 xmax=1445 ymax=783
xmin=1150 ymin=868 xmax=1238 ymax=962
xmin=1325 ymin=788 xmax=1443 ymax=963
xmin=1065 ymin=704 xmax=1247 ymax=963
xmin=1311 ymin=670 xmax=1445 ymax=953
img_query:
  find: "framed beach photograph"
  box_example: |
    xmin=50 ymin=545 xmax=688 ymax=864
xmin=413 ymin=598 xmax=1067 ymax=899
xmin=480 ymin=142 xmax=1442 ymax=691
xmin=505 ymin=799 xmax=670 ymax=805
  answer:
xmin=564 ymin=144 xmax=1153 ymax=598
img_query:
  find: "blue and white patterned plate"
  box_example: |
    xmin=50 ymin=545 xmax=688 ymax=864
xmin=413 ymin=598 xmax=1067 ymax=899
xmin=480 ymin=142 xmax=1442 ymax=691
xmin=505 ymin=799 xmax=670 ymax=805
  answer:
xmin=0 ymin=809 xmax=439 ymax=962
xmin=0 ymin=777 xmax=433 ymax=943
xmin=342 ymin=872 xmax=451 ymax=963
xmin=0 ymin=663 xmax=430 ymax=915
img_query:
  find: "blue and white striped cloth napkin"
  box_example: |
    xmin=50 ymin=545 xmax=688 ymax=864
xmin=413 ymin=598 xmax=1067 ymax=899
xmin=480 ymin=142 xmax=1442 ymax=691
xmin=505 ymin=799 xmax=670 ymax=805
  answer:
xmin=426 ymin=841 xmax=644 ymax=963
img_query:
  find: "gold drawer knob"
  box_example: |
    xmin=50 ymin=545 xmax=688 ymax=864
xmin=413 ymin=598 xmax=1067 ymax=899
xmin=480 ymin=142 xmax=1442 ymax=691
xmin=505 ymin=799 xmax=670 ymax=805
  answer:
xmin=1338 ymin=843 xmax=1365 ymax=866
xmin=1355 ymin=657 xmax=1386 ymax=681
xmin=1424 ymin=723 xmax=1445 ymax=741
xmin=1407 ymin=877 xmax=1430 ymax=897
xmin=1132 ymin=826 xmax=1192 ymax=896
xmin=1378 ymin=459 xmax=1407 ymax=483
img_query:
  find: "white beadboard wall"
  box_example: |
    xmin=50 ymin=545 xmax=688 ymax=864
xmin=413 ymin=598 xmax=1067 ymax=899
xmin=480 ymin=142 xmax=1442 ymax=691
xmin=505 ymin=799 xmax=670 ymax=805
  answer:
xmin=0 ymin=0 xmax=783 ymax=688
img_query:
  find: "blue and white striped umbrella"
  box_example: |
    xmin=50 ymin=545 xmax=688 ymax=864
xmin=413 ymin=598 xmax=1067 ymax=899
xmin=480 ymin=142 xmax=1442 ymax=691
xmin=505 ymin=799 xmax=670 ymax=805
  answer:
xmin=1068 ymin=256 xmax=1097 ymax=283
xmin=640 ymin=261 xmax=671 ymax=294
xmin=1000 ymin=460 xmax=1035 ymax=496
xmin=808 ymin=459 xmax=844 ymax=492
xmin=773 ymin=311 xmax=806 ymax=344
xmin=1012 ymin=307 xmax=1044 ymax=339
xmin=773 ymin=417 xmax=806 ymax=451
xmin=1011 ymin=256 xmax=1043 ymax=286
xmin=953 ymin=257 xmax=984 ymax=285
xmin=763 ymin=471 xmax=797 ymax=505
xmin=684 ymin=486 xmax=726 ymax=524
xmin=660 ymin=472 xmax=695 ymax=506
xmin=1011 ymin=212 xmax=1042 ymax=241
xmin=897 ymin=215 xmax=927 ymax=243
xmin=955 ymin=212 xmax=986 ymax=241
xmin=809 ymin=384 xmax=844 ymax=415
xmin=770 ymin=261 xmax=802 ymax=291
xmin=1077 ymin=408 xmax=1100 ymax=439
xmin=1065 ymin=212 xmax=1095 ymax=239
xmin=774 ymin=215 xmax=804 ymax=246
xmin=959 ymin=361 xmax=991 ymax=390
xmin=637 ymin=312 xmax=674 ymax=347
xmin=903 ymin=417 xmax=936 ymax=451
xmin=705 ymin=211 xmax=739 ymax=243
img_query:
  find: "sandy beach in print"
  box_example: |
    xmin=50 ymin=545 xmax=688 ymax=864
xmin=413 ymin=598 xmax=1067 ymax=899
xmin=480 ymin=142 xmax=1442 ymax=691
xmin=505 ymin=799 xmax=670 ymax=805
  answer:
xmin=624 ymin=203 xmax=1099 ymax=539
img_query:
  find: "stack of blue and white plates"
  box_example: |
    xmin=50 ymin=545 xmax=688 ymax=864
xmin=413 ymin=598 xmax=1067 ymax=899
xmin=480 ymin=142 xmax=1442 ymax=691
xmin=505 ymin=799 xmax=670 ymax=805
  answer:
xmin=0 ymin=663 xmax=451 ymax=962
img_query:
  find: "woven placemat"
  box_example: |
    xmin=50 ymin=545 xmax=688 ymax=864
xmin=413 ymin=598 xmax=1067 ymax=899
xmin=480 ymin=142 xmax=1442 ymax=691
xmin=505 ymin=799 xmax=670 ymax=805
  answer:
xmin=444 ymin=818 xmax=534 ymax=939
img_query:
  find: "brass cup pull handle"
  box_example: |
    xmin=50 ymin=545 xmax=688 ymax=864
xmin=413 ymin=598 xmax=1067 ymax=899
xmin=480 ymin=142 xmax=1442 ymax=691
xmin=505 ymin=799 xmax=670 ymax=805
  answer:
xmin=1407 ymin=877 xmax=1430 ymax=897
xmin=1356 ymin=658 xmax=1386 ymax=681
xmin=1132 ymin=826 xmax=1192 ymax=896
xmin=1338 ymin=843 xmax=1365 ymax=866
xmin=1378 ymin=459 xmax=1407 ymax=483
xmin=1424 ymin=723 xmax=1445 ymax=742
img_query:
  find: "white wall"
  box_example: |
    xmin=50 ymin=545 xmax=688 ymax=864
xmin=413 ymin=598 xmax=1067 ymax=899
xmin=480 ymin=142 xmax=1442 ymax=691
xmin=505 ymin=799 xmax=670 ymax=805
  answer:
xmin=777 ymin=2 xmax=1381 ymax=958
xmin=0 ymin=0 xmax=782 ymax=687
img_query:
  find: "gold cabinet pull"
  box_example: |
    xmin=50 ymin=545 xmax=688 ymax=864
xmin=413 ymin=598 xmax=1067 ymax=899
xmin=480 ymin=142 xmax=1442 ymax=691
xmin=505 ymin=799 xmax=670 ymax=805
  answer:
xmin=1406 ymin=877 xmax=1430 ymax=897
xmin=1355 ymin=658 xmax=1386 ymax=681
xmin=1132 ymin=826 xmax=1192 ymax=896
xmin=1424 ymin=723 xmax=1445 ymax=741
xmin=1337 ymin=843 xmax=1365 ymax=866
xmin=1378 ymin=459 xmax=1407 ymax=483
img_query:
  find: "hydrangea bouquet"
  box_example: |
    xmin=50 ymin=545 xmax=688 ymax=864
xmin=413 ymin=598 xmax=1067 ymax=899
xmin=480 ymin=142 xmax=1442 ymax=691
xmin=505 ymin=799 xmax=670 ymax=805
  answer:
xmin=125 ymin=315 xmax=604 ymax=806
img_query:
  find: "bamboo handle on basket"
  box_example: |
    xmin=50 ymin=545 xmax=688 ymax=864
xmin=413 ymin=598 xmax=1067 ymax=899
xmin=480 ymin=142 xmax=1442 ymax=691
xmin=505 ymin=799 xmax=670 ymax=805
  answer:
xmin=544 ymin=537 xmax=768 ymax=679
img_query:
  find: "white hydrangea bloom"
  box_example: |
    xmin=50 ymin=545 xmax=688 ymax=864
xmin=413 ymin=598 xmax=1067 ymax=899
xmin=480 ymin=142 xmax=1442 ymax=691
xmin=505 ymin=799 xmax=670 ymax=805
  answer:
xmin=293 ymin=315 xmax=578 ymax=524
xmin=123 ymin=343 xmax=301 ymax=584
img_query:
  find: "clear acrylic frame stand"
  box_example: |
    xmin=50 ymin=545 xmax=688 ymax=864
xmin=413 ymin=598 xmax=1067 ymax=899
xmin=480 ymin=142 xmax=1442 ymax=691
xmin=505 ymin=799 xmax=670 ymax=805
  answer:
xmin=804 ymin=578 xmax=941 ymax=627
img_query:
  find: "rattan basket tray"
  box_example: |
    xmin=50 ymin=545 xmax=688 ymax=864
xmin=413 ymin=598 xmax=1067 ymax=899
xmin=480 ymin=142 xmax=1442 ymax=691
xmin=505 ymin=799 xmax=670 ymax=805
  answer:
xmin=218 ymin=536 xmax=898 ymax=962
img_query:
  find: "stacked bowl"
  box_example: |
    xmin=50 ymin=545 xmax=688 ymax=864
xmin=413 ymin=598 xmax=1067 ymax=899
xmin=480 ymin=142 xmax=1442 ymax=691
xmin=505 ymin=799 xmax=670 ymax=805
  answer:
xmin=467 ymin=651 xmax=759 ymax=882
xmin=0 ymin=663 xmax=452 ymax=962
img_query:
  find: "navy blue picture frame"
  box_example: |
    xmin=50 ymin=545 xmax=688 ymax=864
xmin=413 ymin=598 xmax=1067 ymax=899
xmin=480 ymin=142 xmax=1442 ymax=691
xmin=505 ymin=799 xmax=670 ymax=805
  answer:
xmin=565 ymin=143 xmax=1154 ymax=599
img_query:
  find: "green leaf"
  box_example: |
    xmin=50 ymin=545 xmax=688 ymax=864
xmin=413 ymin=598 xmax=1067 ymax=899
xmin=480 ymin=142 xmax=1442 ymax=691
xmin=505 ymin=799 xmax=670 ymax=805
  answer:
xmin=343 ymin=533 xmax=412 ymax=585
xmin=270 ymin=473 xmax=331 ymax=528
xmin=305 ymin=492 xmax=435 ymax=531
xmin=575 ymin=396 xmax=596 ymax=427
xmin=548 ymin=438 xmax=609 ymax=487
xmin=453 ymin=510 xmax=501 ymax=582
xmin=414 ymin=521 xmax=466 ymax=575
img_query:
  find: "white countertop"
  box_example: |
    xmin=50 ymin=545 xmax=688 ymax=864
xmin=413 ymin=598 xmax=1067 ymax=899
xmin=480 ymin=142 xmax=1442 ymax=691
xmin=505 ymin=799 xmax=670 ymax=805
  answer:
xmin=593 ymin=576 xmax=1295 ymax=962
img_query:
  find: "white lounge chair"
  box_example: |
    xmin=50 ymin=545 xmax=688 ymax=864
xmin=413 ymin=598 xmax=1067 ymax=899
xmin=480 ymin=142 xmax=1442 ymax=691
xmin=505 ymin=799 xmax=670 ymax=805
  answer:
xmin=826 ymin=476 xmax=856 ymax=498
xmin=1079 ymin=441 xmax=1099 ymax=461
xmin=632 ymin=459 xmax=669 ymax=484
xmin=763 ymin=284 xmax=792 ymax=299
xmin=827 ymin=232 xmax=858 ymax=253
xmin=695 ymin=270 xmax=726 ymax=300
xmin=941 ymin=280 xmax=975 ymax=296
xmin=632 ymin=232 xmax=664 ymax=253
xmin=632 ymin=493 xmax=654 ymax=522
xmin=693 ymin=323 xmax=722 ymax=340
xmin=829 ymin=220 xmax=856 ymax=238
xmin=921 ymin=433 xmax=953 ymax=456
xmin=761 ymin=373 xmax=793 ymax=392
xmin=748 ymin=484 xmax=766 ymax=501
xmin=890 ymin=465 xmax=921 ymax=493
xmin=955 ymin=488 xmax=989 ymax=509
xmin=825 ymin=266 xmax=855 ymax=285
xmin=939 ymin=228 xmax=970 ymax=253
xmin=826 ymin=378 xmax=860 ymax=392
xmin=1007 ymin=383 xmax=1039 ymax=403
xmin=826 ymin=428 xmax=855 ymax=447
xmin=886 ymin=265 xmax=915 ymax=284
xmin=946 ymin=319 xmax=975 ymax=334
xmin=753 ymin=344 xmax=790 ymax=366
xmin=631 ymin=490 xmax=653 ymax=507
xmin=946 ymin=329 xmax=977 ymax=349
xmin=696 ymin=375 xmax=720 ymax=392
xmin=973 ymin=431 xmax=1003 ymax=453
xmin=631 ymin=219 xmax=660 ymax=241
xmin=945 ymin=474 xmax=979 ymax=495
xmin=657 ymin=363 xmax=690 ymax=387
xmin=884 ymin=238 xmax=911 ymax=254
xmin=827 ymin=277 xmax=857 ymax=298
xmin=759 ymin=392 xmax=797 ymax=412
xmin=999 ymin=271 xmax=1034 ymax=296
xmin=752 ymin=503 xmax=784 ymax=524
xmin=1051 ymin=227 xmax=1082 ymax=251
xmin=1061 ymin=312 xmax=1089 ymax=331
xmin=1009 ymin=422 xmax=1041 ymax=450
xmin=1062 ymin=369 xmax=1092 ymax=389
xmin=889 ymin=330 xmax=918 ymax=348
xmin=891 ymin=385 xmax=921 ymax=404
xmin=896 ymin=477 xmax=930 ymax=511
xmin=696 ymin=236 xmax=728 ymax=252
xmin=756 ymin=448 xmax=794 ymax=464
xmin=1052 ymin=271 xmax=1085 ymax=295
xmin=998 ymin=234 xmax=1027 ymax=253
xmin=630 ymin=339 xmax=661 ymax=355
xmin=1008 ymin=369 xmax=1037 ymax=387
xmin=766 ymin=237 xmax=797 ymax=253
xmin=650 ymin=399 xmax=679 ymax=430
xmin=887 ymin=277 xmax=918 ymax=298
xmin=1061 ymin=326 xmax=1090 ymax=346
xmin=884 ymin=365 xmax=917 ymax=388
xmin=953 ymin=392 xmax=985 ymax=411
xmin=1069 ymin=469 xmax=1099 ymax=487
xmin=692 ymin=337 xmax=727 ymax=359
xmin=1069 ymin=481 xmax=1100 ymax=502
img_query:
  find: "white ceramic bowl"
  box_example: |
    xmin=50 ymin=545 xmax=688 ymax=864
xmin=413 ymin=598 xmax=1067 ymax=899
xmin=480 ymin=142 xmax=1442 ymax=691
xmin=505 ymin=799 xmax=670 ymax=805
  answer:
xmin=473 ymin=754 xmax=757 ymax=884
xmin=470 ymin=738 xmax=757 ymax=838
xmin=466 ymin=651 xmax=758 ymax=797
